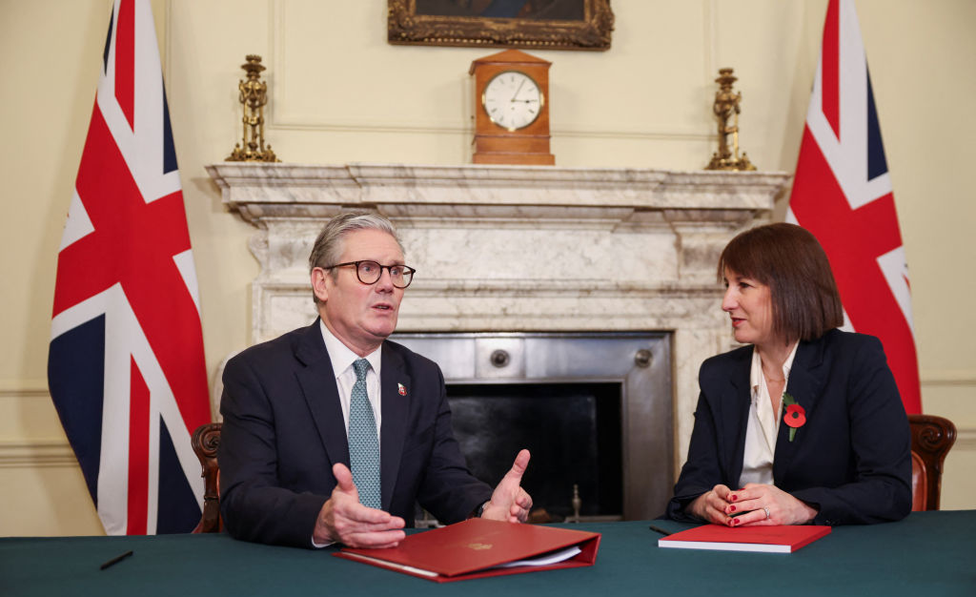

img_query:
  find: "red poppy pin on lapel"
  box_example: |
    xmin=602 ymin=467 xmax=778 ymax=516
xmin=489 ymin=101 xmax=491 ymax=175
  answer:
xmin=397 ymin=383 xmax=407 ymax=396
xmin=782 ymin=392 xmax=806 ymax=442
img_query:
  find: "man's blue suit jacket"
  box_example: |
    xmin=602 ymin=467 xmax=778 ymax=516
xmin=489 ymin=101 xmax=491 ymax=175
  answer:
xmin=667 ymin=329 xmax=912 ymax=525
xmin=218 ymin=321 xmax=492 ymax=547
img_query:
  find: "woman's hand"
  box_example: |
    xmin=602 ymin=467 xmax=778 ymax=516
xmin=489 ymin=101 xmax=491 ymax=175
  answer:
xmin=724 ymin=483 xmax=818 ymax=526
xmin=687 ymin=484 xmax=735 ymax=524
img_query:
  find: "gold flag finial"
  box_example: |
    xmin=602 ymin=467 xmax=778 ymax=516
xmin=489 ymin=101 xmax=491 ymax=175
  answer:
xmin=227 ymin=55 xmax=279 ymax=162
xmin=705 ymin=68 xmax=755 ymax=171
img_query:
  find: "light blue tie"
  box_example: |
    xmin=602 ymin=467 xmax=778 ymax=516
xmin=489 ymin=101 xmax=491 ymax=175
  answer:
xmin=348 ymin=358 xmax=381 ymax=509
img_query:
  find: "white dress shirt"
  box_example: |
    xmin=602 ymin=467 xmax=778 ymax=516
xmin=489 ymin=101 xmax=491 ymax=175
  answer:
xmin=319 ymin=320 xmax=383 ymax=439
xmin=738 ymin=342 xmax=798 ymax=487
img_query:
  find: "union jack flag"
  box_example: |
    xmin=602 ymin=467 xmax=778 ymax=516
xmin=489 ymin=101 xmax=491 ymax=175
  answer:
xmin=48 ymin=0 xmax=211 ymax=534
xmin=787 ymin=0 xmax=921 ymax=413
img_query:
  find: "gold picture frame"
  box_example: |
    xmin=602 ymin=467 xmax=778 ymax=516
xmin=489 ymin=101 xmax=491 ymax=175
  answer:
xmin=388 ymin=0 xmax=614 ymax=51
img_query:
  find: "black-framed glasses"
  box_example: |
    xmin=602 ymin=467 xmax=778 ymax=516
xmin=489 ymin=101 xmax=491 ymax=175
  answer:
xmin=328 ymin=260 xmax=416 ymax=289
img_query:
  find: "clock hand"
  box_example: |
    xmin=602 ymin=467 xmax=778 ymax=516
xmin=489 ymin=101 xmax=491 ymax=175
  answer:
xmin=510 ymin=78 xmax=526 ymax=102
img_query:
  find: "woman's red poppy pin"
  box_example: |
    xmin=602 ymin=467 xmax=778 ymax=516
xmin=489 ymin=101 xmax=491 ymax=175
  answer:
xmin=782 ymin=392 xmax=806 ymax=442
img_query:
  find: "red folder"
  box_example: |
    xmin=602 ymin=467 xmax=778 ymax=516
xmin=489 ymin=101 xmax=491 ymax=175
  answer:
xmin=334 ymin=518 xmax=601 ymax=582
xmin=658 ymin=523 xmax=831 ymax=553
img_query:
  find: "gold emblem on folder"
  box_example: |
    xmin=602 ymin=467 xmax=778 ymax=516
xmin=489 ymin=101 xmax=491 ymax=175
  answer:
xmin=467 ymin=543 xmax=493 ymax=551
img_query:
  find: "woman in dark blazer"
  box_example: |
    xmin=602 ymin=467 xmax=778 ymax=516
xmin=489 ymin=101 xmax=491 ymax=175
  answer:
xmin=667 ymin=223 xmax=912 ymax=526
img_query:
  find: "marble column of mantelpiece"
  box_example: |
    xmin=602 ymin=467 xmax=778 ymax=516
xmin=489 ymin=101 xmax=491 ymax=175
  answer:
xmin=205 ymin=162 xmax=791 ymax=467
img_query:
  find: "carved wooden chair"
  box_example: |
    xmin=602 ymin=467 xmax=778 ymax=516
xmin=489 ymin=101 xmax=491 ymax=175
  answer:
xmin=908 ymin=414 xmax=956 ymax=511
xmin=191 ymin=422 xmax=222 ymax=533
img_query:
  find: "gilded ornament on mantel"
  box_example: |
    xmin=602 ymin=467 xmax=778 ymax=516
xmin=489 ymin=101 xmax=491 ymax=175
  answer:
xmin=227 ymin=55 xmax=279 ymax=163
xmin=705 ymin=68 xmax=756 ymax=171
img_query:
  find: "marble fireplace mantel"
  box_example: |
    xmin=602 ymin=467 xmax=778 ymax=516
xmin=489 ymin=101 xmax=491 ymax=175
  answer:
xmin=205 ymin=162 xmax=791 ymax=467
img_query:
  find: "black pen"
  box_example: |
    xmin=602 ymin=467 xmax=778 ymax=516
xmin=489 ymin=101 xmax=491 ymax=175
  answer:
xmin=648 ymin=523 xmax=672 ymax=536
xmin=100 ymin=550 xmax=134 ymax=570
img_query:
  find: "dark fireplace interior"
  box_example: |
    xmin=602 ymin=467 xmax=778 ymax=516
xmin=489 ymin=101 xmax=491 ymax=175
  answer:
xmin=448 ymin=382 xmax=623 ymax=521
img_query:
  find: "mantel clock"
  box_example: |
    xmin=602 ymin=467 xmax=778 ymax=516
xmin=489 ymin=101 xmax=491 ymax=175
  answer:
xmin=469 ymin=49 xmax=554 ymax=165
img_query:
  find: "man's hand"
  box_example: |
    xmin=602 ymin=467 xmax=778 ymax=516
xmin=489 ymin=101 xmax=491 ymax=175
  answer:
xmin=313 ymin=463 xmax=406 ymax=548
xmin=481 ymin=449 xmax=533 ymax=523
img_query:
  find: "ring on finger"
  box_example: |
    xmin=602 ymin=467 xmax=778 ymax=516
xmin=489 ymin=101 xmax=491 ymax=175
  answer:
xmin=763 ymin=506 xmax=770 ymax=520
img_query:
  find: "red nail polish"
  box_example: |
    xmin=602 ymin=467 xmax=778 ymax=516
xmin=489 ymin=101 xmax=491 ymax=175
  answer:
xmin=730 ymin=494 xmax=737 ymax=502
xmin=729 ymin=505 xmax=736 ymax=512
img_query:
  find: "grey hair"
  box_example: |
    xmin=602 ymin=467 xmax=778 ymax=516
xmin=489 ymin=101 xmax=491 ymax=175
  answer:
xmin=308 ymin=212 xmax=404 ymax=303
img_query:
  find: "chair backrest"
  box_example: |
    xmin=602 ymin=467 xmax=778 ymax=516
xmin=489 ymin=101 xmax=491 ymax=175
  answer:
xmin=191 ymin=422 xmax=223 ymax=533
xmin=908 ymin=414 xmax=956 ymax=511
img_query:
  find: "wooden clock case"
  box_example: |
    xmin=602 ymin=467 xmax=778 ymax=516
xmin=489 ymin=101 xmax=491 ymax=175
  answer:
xmin=469 ymin=49 xmax=554 ymax=166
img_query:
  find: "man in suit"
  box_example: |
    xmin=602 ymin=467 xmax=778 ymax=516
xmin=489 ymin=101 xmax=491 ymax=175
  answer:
xmin=218 ymin=212 xmax=532 ymax=548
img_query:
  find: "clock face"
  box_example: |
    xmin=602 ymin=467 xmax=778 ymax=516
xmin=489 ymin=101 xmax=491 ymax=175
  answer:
xmin=482 ymin=70 xmax=544 ymax=131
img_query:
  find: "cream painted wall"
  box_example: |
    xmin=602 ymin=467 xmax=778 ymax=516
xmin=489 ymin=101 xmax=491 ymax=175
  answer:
xmin=1 ymin=0 xmax=973 ymax=536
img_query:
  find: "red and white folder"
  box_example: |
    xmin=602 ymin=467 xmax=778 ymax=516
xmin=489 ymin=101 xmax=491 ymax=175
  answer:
xmin=658 ymin=523 xmax=831 ymax=554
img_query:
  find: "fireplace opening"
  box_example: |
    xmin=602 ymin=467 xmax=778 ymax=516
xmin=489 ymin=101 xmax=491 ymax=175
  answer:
xmin=393 ymin=331 xmax=673 ymax=524
xmin=447 ymin=382 xmax=623 ymax=521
